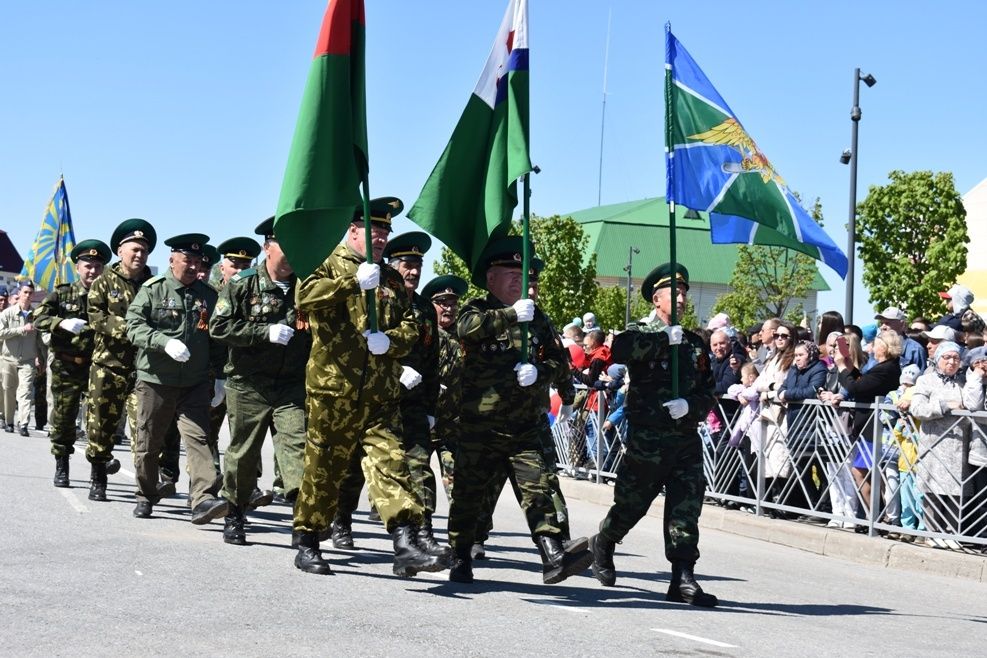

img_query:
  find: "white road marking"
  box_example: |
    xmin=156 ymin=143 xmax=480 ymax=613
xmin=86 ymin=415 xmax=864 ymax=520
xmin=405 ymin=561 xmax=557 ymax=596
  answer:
xmin=532 ymin=601 xmax=589 ymax=613
xmin=118 ymin=468 xmax=135 ymax=479
xmin=652 ymin=628 xmax=736 ymax=648
xmin=58 ymin=489 xmax=89 ymax=514
xmin=135 ymin=570 xmax=143 ymax=576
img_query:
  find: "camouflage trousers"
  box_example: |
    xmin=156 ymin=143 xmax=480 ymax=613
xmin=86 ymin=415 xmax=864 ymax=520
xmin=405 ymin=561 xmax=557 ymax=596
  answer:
xmin=293 ymin=393 xmax=424 ymax=534
xmin=85 ymin=365 xmax=135 ymax=464
xmin=222 ymin=379 xmax=306 ymax=507
xmin=133 ymin=379 xmax=218 ymax=508
xmin=48 ymin=358 xmax=88 ymax=457
xmin=337 ymin=407 xmax=438 ymax=519
xmin=475 ymin=418 xmax=569 ymax=542
xmin=599 ymin=424 xmax=704 ymax=563
xmin=447 ymin=423 xmax=563 ymax=550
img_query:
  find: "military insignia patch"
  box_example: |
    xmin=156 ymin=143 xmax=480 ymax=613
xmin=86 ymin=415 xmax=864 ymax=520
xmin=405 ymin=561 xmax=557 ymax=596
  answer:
xmin=215 ymin=298 xmax=231 ymax=316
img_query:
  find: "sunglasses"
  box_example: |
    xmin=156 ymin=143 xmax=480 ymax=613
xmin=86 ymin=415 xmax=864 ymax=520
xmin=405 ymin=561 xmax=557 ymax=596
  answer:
xmin=774 ymin=333 xmax=791 ymax=339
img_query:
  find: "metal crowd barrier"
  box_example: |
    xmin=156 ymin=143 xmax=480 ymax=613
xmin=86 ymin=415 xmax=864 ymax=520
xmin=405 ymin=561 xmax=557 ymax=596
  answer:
xmin=551 ymin=390 xmax=987 ymax=553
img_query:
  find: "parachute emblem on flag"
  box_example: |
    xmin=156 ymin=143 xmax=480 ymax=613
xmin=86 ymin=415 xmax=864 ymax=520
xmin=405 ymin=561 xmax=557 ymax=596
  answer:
xmin=688 ymin=118 xmax=786 ymax=187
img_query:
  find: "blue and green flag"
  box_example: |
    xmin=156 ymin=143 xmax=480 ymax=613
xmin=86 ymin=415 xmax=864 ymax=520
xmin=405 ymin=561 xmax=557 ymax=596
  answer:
xmin=664 ymin=25 xmax=848 ymax=279
xmin=21 ymin=176 xmax=77 ymax=291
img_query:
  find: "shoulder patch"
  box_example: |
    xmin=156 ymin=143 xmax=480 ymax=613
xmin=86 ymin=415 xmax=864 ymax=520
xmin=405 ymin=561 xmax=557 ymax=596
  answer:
xmin=142 ymin=274 xmax=166 ymax=287
xmin=214 ymin=296 xmax=232 ymax=317
xmin=230 ymin=267 xmax=256 ymax=282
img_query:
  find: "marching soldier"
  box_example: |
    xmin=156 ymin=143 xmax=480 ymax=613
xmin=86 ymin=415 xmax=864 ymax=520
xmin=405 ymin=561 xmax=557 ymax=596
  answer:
xmin=331 ymin=231 xmax=446 ymax=558
xmin=85 ymin=219 xmax=156 ymax=502
xmin=589 ymin=262 xmax=718 ymax=607
xmin=33 ymin=239 xmax=111 ymax=487
xmin=210 ymin=220 xmax=308 ymax=545
xmin=291 ymin=197 xmax=447 ymax=578
xmin=126 ymin=234 xmax=227 ymax=523
xmin=447 ymin=236 xmax=591 ymax=584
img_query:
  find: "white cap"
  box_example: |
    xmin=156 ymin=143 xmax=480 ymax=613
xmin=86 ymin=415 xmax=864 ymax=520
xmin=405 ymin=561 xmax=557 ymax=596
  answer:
xmin=923 ymin=325 xmax=958 ymax=342
xmin=875 ymin=307 xmax=906 ymax=322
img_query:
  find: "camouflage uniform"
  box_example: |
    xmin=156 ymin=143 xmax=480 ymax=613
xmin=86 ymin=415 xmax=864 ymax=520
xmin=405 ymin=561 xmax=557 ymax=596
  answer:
xmin=126 ymin=271 xmax=225 ymax=508
xmin=293 ymin=244 xmax=424 ymax=534
xmin=598 ymin=315 xmax=715 ymax=562
xmin=32 ymin=281 xmax=93 ymax=456
xmin=433 ymin=325 xmax=463 ymax=499
xmin=85 ymin=262 xmax=151 ymax=465
xmin=210 ymin=264 xmax=309 ymax=507
xmin=447 ymin=294 xmax=568 ymax=551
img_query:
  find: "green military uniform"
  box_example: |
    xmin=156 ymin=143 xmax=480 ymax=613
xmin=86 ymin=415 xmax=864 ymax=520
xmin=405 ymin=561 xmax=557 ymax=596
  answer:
xmin=448 ymin=238 xmax=591 ymax=584
xmin=33 ymin=241 xmax=111 ymax=459
xmin=591 ymin=262 xmax=718 ymax=607
xmin=126 ymin=234 xmax=227 ymax=521
xmin=85 ymin=220 xmax=156 ymax=501
xmin=211 ymin=227 xmax=309 ymax=542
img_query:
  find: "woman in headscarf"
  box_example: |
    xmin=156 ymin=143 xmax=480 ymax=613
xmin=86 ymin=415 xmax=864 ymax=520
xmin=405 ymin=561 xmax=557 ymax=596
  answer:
xmin=778 ymin=340 xmax=828 ymax=511
xmin=910 ymin=340 xmax=969 ymax=548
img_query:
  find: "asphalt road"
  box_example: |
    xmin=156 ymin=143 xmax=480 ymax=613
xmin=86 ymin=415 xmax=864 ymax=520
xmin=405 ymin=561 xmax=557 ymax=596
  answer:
xmin=1 ymin=426 xmax=984 ymax=657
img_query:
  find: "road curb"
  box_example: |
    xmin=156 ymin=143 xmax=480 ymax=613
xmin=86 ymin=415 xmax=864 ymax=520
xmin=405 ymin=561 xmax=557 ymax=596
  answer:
xmin=559 ymin=477 xmax=986 ymax=584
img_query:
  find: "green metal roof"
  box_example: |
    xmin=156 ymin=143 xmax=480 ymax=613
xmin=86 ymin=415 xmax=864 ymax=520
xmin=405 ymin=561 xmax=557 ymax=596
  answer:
xmin=562 ymin=197 xmax=829 ymax=291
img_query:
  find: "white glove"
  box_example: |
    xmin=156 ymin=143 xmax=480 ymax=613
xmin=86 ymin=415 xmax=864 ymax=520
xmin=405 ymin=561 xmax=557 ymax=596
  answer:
xmin=515 ymin=362 xmax=538 ymax=387
xmin=557 ymin=404 xmax=574 ymax=422
xmin=164 ymin=338 xmax=191 ymax=363
xmin=59 ymin=318 xmax=87 ymax=335
xmin=364 ymin=330 xmax=390 ymax=355
xmin=400 ymin=365 xmax=423 ymax=390
xmin=663 ymin=398 xmax=689 ymax=420
xmin=663 ymin=324 xmax=683 ymax=345
xmin=268 ymin=324 xmax=294 ymax=345
xmin=356 ymin=262 xmax=380 ymax=290
xmin=211 ymin=379 xmax=226 ymax=407
xmin=427 ymin=415 xmax=436 ymax=431
xmin=512 ymin=298 xmax=535 ymax=322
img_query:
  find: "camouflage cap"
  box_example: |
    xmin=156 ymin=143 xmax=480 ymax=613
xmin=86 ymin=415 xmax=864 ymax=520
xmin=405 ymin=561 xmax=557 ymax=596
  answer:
xmin=164 ymin=233 xmax=210 ymax=257
xmin=641 ymin=262 xmax=690 ymax=301
xmin=110 ymin=218 xmax=156 ymax=253
xmin=352 ymin=196 xmax=403 ymax=232
xmin=70 ymin=239 xmax=112 ymax=264
xmin=421 ymin=274 xmax=468 ymax=301
xmin=383 ymin=231 xmax=431 ymax=263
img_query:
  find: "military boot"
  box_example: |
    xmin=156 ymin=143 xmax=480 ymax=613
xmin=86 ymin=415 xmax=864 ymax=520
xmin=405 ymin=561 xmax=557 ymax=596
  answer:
xmin=105 ymin=458 xmax=121 ymax=476
xmin=666 ymin=561 xmax=718 ymax=607
xmin=223 ymin=504 xmax=247 ymax=546
xmin=88 ymin=462 xmax=108 ymax=502
xmin=53 ymin=455 xmax=70 ymax=488
xmin=331 ymin=514 xmax=355 ymax=549
xmin=392 ymin=524 xmax=448 ymax=577
xmin=449 ymin=544 xmax=474 ymax=583
xmin=293 ymin=532 xmax=333 ymax=575
xmin=589 ymin=532 xmax=617 ymax=586
xmin=536 ymin=535 xmax=593 ymax=585
xmin=416 ymin=517 xmax=452 ymax=560
xmin=247 ymin=487 xmax=274 ymax=511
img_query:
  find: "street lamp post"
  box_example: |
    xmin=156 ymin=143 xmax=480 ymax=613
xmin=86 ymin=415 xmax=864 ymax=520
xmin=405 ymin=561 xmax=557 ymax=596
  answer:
xmin=624 ymin=246 xmax=640 ymax=327
xmin=843 ymin=67 xmax=876 ymax=324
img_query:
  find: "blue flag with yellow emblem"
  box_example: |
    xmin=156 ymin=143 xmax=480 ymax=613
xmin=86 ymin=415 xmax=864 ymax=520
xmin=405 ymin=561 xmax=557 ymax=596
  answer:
xmin=664 ymin=25 xmax=848 ymax=279
xmin=21 ymin=177 xmax=77 ymax=291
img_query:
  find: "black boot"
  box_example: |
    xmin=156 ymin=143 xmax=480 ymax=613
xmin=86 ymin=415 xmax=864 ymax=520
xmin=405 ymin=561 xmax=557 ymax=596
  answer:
xmin=392 ymin=524 xmax=448 ymax=577
xmin=293 ymin=532 xmax=333 ymax=575
xmin=247 ymin=487 xmax=274 ymax=511
xmin=536 ymin=535 xmax=593 ymax=585
xmin=105 ymin=458 xmax=121 ymax=476
xmin=223 ymin=504 xmax=247 ymax=546
xmin=331 ymin=515 xmax=355 ymax=549
xmin=449 ymin=544 xmax=474 ymax=583
xmin=53 ymin=455 xmax=70 ymax=488
xmin=416 ymin=518 xmax=453 ymax=560
xmin=589 ymin=532 xmax=617 ymax=587
xmin=88 ymin=462 xmax=108 ymax=501
xmin=666 ymin=561 xmax=718 ymax=607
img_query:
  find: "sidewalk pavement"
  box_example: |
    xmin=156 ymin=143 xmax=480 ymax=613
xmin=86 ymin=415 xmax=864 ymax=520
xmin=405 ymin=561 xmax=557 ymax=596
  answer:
xmin=559 ymin=477 xmax=987 ymax=584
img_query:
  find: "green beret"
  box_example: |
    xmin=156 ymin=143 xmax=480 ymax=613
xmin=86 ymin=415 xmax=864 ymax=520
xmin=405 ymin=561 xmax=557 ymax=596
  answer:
xmin=421 ymin=275 xmax=468 ymax=301
xmin=255 ymin=216 xmax=275 ymax=239
xmin=201 ymin=244 xmax=220 ymax=266
xmin=164 ymin=233 xmax=210 ymax=256
xmin=110 ymin=218 xmax=156 ymax=253
xmin=217 ymin=237 xmax=261 ymax=262
xmin=641 ymin=262 xmax=690 ymax=301
xmin=471 ymin=235 xmax=539 ymax=288
xmin=383 ymin=231 xmax=431 ymax=262
xmin=70 ymin=239 xmax=111 ymax=264
xmin=352 ymin=196 xmax=403 ymax=231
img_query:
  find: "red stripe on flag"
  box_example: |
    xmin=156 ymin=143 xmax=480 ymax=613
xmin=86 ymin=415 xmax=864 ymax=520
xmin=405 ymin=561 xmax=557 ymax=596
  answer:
xmin=313 ymin=0 xmax=365 ymax=58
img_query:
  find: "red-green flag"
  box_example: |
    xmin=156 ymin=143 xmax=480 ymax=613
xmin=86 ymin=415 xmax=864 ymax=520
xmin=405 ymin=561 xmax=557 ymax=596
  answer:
xmin=275 ymin=0 xmax=368 ymax=278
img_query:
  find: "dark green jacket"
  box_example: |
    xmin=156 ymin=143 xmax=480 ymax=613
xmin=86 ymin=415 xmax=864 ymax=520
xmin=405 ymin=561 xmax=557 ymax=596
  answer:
xmin=209 ymin=264 xmax=310 ymax=385
xmin=32 ymin=280 xmax=94 ymax=361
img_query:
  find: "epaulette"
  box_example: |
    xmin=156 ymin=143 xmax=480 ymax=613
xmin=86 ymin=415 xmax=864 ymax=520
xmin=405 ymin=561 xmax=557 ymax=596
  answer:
xmin=230 ymin=268 xmax=257 ymax=283
xmin=142 ymin=274 xmax=166 ymax=287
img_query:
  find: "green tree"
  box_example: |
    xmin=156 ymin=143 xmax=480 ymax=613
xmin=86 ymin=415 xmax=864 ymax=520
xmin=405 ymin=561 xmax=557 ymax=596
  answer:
xmin=857 ymin=170 xmax=968 ymax=319
xmin=711 ymin=199 xmax=822 ymax=331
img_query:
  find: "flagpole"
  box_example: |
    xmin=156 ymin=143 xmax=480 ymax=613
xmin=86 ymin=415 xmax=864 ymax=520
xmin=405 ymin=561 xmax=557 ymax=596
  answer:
xmin=520 ymin=173 xmax=531 ymax=361
xmin=664 ymin=23 xmax=679 ymax=398
xmin=360 ymin=177 xmax=378 ymax=333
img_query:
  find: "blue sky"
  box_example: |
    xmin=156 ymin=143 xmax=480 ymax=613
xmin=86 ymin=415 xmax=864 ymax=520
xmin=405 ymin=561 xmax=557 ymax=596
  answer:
xmin=2 ymin=1 xmax=985 ymax=323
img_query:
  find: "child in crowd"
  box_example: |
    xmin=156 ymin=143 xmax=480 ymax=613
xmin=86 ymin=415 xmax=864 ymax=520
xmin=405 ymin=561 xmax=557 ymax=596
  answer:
xmin=882 ymin=364 xmax=924 ymax=537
